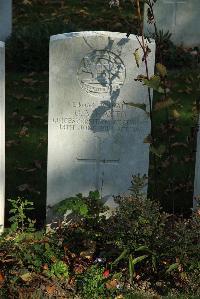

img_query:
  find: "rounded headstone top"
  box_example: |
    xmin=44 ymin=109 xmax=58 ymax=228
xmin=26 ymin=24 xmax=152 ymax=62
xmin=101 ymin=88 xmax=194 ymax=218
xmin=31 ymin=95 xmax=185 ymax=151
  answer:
xmin=50 ymin=31 xmax=145 ymax=42
xmin=0 ymin=41 xmax=5 ymax=47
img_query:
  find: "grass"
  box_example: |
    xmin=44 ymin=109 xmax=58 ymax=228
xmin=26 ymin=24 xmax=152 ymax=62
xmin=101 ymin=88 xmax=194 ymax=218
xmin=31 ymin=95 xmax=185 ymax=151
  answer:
xmin=13 ymin=0 xmax=136 ymax=31
xmin=5 ymin=71 xmax=48 ymax=226
xmin=5 ymin=0 xmax=200 ymax=224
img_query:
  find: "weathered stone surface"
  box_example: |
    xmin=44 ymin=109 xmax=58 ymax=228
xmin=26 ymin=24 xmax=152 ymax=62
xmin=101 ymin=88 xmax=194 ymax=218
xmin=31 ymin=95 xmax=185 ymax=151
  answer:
xmin=0 ymin=42 xmax=5 ymax=233
xmin=0 ymin=0 xmax=12 ymax=41
xmin=144 ymin=0 xmax=200 ymax=47
xmin=47 ymin=31 xmax=155 ymax=219
xmin=194 ymin=119 xmax=200 ymax=209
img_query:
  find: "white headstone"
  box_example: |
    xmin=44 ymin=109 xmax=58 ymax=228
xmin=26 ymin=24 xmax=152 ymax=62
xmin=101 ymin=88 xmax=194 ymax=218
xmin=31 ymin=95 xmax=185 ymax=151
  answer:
xmin=0 ymin=0 xmax=12 ymax=41
xmin=194 ymin=119 xmax=200 ymax=209
xmin=47 ymin=31 xmax=155 ymax=220
xmin=0 ymin=42 xmax=5 ymax=233
xmin=144 ymin=0 xmax=200 ymax=47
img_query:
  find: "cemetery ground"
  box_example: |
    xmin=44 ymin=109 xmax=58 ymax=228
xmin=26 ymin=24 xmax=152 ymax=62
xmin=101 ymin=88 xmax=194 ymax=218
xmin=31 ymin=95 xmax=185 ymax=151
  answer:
xmin=1 ymin=0 xmax=200 ymax=298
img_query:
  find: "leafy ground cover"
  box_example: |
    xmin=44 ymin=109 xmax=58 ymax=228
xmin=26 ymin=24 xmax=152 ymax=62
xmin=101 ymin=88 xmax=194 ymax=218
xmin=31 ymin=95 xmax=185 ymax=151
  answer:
xmin=1 ymin=186 xmax=200 ymax=298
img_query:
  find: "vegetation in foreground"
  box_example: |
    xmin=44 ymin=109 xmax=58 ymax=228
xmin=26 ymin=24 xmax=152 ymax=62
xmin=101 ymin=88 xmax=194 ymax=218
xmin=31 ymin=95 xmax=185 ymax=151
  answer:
xmin=1 ymin=177 xmax=200 ymax=298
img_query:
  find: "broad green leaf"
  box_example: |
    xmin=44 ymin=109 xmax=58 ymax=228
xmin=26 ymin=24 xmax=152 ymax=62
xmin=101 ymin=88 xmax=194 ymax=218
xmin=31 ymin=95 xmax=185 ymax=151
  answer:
xmin=124 ymin=102 xmax=147 ymax=114
xmin=143 ymin=75 xmax=160 ymax=90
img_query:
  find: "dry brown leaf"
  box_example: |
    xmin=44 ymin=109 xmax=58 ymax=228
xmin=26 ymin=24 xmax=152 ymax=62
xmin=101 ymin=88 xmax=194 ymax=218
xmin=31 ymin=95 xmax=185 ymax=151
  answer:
xmin=22 ymin=78 xmax=37 ymax=85
xmin=23 ymin=96 xmax=33 ymax=101
xmin=23 ymin=0 xmax=32 ymax=4
xmin=28 ymin=72 xmax=36 ymax=77
xmin=34 ymin=160 xmax=42 ymax=169
xmin=32 ymin=115 xmax=42 ymax=119
xmin=46 ymin=284 xmax=56 ymax=295
xmin=18 ymin=184 xmax=30 ymax=192
xmin=18 ymin=126 xmax=29 ymax=137
xmin=6 ymin=140 xmax=19 ymax=148
xmin=106 ymin=279 xmax=118 ymax=289
xmin=171 ymin=142 xmax=187 ymax=148
xmin=14 ymin=94 xmax=24 ymax=100
xmin=17 ymin=184 xmax=40 ymax=194
xmin=0 ymin=272 xmax=5 ymax=284
xmin=42 ymin=264 xmax=49 ymax=270
xmin=171 ymin=109 xmax=180 ymax=119
xmin=26 ymin=168 xmax=37 ymax=173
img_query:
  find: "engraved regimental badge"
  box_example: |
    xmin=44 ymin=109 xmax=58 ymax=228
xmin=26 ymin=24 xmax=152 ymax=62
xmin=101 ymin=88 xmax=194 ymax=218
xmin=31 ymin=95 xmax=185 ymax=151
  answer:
xmin=77 ymin=50 xmax=126 ymax=98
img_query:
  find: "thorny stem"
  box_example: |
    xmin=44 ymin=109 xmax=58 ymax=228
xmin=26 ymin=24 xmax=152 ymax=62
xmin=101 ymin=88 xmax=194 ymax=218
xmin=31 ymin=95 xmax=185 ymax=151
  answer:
xmin=135 ymin=0 xmax=158 ymax=197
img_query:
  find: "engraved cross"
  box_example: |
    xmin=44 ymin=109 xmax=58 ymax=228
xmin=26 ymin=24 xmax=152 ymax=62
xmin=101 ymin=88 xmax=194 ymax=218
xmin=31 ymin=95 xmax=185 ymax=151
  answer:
xmin=76 ymin=137 xmax=120 ymax=193
xmin=163 ymin=0 xmax=186 ymax=33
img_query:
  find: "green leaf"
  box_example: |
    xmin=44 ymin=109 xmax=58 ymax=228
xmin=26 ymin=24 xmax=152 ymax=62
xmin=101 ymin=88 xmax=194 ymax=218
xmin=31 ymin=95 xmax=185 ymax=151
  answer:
xmin=171 ymin=109 xmax=180 ymax=119
xmin=130 ymin=255 xmax=148 ymax=266
xmin=112 ymin=249 xmax=128 ymax=266
xmin=124 ymin=102 xmax=149 ymax=116
xmin=129 ymin=254 xmax=135 ymax=283
xmin=79 ymin=204 xmax=88 ymax=217
xmin=150 ymin=145 xmax=166 ymax=158
xmin=143 ymin=75 xmax=160 ymax=90
xmin=133 ymin=48 xmax=140 ymax=68
xmin=89 ymin=190 xmax=100 ymax=200
xmin=166 ymin=263 xmax=179 ymax=273
xmin=152 ymin=255 xmax=157 ymax=271
xmin=20 ymin=272 xmax=32 ymax=282
xmin=135 ymin=245 xmax=149 ymax=252
xmin=156 ymin=63 xmax=167 ymax=77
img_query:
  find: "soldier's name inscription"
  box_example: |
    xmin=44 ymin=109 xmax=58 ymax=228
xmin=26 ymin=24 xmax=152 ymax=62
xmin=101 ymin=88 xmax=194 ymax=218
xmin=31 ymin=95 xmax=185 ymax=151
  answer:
xmin=51 ymin=100 xmax=147 ymax=132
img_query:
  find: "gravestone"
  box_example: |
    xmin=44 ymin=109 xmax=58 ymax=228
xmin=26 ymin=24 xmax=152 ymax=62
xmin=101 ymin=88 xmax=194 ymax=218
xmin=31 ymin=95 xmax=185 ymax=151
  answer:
xmin=194 ymin=119 xmax=200 ymax=209
xmin=0 ymin=42 xmax=5 ymax=233
xmin=144 ymin=0 xmax=200 ymax=47
xmin=0 ymin=0 xmax=12 ymax=41
xmin=47 ymin=31 xmax=155 ymax=220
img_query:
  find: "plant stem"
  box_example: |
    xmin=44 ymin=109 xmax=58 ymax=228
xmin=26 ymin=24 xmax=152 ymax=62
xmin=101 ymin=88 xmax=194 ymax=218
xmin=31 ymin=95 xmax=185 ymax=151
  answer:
xmin=135 ymin=0 xmax=158 ymax=197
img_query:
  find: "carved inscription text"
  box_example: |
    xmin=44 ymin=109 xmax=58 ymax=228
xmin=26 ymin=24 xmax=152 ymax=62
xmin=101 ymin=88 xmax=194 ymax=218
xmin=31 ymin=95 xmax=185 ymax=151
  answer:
xmin=52 ymin=101 xmax=142 ymax=132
